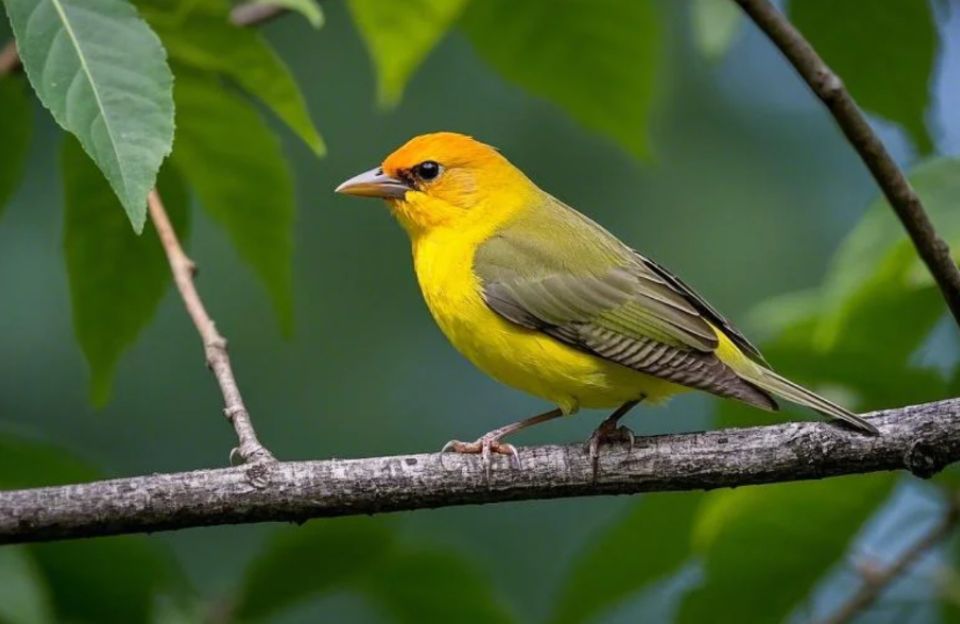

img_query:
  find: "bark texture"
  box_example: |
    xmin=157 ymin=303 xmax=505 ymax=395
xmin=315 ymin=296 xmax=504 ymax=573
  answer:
xmin=2 ymin=399 xmax=958 ymax=545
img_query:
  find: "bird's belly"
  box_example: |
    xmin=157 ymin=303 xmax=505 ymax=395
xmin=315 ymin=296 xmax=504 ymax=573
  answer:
xmin=412 ymin=236 xmax=685 ymax=412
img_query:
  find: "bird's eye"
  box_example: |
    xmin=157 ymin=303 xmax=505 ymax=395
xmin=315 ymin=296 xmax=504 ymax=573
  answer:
xmin=414 ymin=160 xmax=441 ymax=181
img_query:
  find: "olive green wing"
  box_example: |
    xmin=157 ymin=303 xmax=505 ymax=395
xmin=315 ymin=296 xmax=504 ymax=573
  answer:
xmin=475 ymin=198 xmax=775 ymax=409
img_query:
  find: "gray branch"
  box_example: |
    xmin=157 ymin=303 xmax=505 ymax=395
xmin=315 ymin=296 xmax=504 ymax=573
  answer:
xmin=735 ymin=0 xmax=960 ymax=327
xmin=2 ymin=399 xmax=958 ymax=545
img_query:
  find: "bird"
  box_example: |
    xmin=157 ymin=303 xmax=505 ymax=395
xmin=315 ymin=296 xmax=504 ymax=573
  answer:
xmin=335 ymin=132 xmax=878 ymax=473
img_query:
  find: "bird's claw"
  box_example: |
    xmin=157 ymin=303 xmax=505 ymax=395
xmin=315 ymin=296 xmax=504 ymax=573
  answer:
xmin=440 ymin=436 xmax=521 ymax=477
xmin=587 ymin=423 xmax=636 ymax=477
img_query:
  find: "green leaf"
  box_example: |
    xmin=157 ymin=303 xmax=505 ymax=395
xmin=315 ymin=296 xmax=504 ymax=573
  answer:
xmin=550 ymin=492 xmax=702 ymax=624
xmin=462 ymin=0 xmax=662 ymax=160
xmin=677 ymin=475 xmax=894 ymax=623
xmin=171 ymin=67 xmax=295 ymax=333
xmin=255 ymin=0 xmax=323 ymax=28
xmin=141 ymin=0 xmax=325 ymax=155
xmin=0 ymin=547 xmax=54 ymax=624
xmin=347 ymin=0 xmax=467 ymax=107
xmin=235 ymin=518 xmax=395 ymax=621
xmin=3 ymin=0 xmax=175 ymax=231
xmin=815 ymin=158 xmax=960 ymax=355
xmin=363 ymin=550 xmax=514 ymax=624
xmin=0 ymin=76 xmax=32 ymax=220
xmin=62 ymin=137 xmax=189 ymax=406
xmin=790 ymin=0 xmax=936 ymax=152
xmin=690 ymin=0 xmax=742 ymax=61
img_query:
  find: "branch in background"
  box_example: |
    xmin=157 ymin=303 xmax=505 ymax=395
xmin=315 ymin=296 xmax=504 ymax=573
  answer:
xmin=147 ymin=191 xmax=274 ymax=464
xmin=230 ymin=2 xmax=289 ymax=27
xmin=1 ymin=398 xmax=958 ymax=545
xmin=0 ymin=39 xmax=21 ymax=74
xmin=819 ymin=494 xmax=960 ymax=624
xmin=734 ymin=0 xmax=960 ymax=328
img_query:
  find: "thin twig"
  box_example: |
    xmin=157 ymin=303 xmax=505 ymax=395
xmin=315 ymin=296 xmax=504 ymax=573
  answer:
xmin=819 ymin=494 xmax=960 ymax=624
xmin=1 ymin=398 xmax=959 ymax=544
xmin=734 ymin=0 xmax=960 ymax=328
xmin=0 ymin=40 xmax=21 ymax=75
xmin=147 ymin=191 xmax=274 ymax=464
xmin=230 ymin=2 xmax=289 ymax=27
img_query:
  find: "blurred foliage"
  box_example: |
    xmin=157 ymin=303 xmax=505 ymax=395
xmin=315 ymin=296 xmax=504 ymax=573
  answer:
xmin=62 ymin=138 xmax=190 ymax=405
xmin=0 ymin=0 xmax=958 ymax=623
xmin=140 ymin=0 xmax=325 ymax=155
xmin=690 ymin=0 xmax=742 ymax=61
xmin=678 ymin=475 xmax=893 ymax=623
xmin=237 ymin=519 xmax=512 ymax=622
xmin=0 ymin=76 xmax=30 ymax=219
xmin=348 ymin=0 xmax=468 ymax=107
xmin=171 ymin=66 xmax=296 ymax=334
xmin=462 ymin=0 xmax=662 ymax=160
xmin=550 ymin=492 xmax=702 ymax=624
xmin=791 ymin=0 xmax=936 ymax=152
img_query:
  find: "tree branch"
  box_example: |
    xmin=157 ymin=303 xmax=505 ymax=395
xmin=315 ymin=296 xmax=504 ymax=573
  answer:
xmin=147 ymin=191 xmax=274 ymax=464
xmin=1 ymin=398 xmax=958 ymax=545
xmin=819 ymin=493 xmax=960 ymax=624
xmin=734 ymin=0 xmax=960 ymax=328
xmin=230 ymin=2 xmax=289 ymax=27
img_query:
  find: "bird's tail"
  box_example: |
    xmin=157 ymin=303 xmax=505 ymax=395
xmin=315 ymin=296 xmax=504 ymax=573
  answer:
xmin=745 ymin=369 xmax=879 ymax=435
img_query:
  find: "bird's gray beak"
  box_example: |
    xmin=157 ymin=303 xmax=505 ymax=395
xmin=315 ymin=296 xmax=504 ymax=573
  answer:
xmin=335 ymin=167 xmax=410 ymax=199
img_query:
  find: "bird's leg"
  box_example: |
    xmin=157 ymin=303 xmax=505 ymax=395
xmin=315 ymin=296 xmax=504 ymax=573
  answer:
xmin=441 ymin=408 xmax=564 ymax=477
xmin=587 ymin=399 xmax=642 ymax=475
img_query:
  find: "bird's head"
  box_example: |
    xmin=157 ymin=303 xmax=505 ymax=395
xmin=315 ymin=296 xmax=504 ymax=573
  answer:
xmin=335 ymin=132 xmax=534 ymax=235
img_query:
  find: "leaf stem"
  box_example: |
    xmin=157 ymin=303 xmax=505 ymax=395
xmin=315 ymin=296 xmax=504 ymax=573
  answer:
xmin=147 ymin=190 xmax=275 ymax=464
xmin=734 ymin=0 xmax=960 ymax=329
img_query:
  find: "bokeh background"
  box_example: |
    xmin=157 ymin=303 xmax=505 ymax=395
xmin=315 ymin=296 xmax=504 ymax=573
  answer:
xmin=2 ymin=1 xmax=960 ymax=622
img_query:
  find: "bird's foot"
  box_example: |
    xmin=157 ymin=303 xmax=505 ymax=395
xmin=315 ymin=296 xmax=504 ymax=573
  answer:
xmin=441 ymin=435 xmax=521 ymax=478
xmin=587 ymin=421 xmax=635 ymax=477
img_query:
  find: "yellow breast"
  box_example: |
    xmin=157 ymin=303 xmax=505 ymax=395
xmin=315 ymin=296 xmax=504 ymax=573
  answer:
xmin=406 ymin=207 xmax=686 ymax=414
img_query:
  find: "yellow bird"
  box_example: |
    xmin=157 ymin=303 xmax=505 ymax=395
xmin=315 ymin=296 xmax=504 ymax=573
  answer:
xmin=336 ymin=132 xmax=877 ymax=470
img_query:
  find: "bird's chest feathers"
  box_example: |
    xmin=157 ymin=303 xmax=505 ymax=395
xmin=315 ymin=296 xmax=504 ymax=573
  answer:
xmin=412 ymin=229 xmax=491 ymax=341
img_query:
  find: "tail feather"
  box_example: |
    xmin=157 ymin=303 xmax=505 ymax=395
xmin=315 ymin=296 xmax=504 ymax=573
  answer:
xmin=744 ymin=370 xmax=879 ymax=435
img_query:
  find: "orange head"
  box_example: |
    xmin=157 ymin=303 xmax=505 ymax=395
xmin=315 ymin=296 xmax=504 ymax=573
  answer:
xmin=335 ymin=132 xmax=534 ymax=234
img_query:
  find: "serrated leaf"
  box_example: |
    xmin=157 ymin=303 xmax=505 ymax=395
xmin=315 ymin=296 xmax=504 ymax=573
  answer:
xmin=0 ymin=76 xmax=32 ymax=220
xmin=690 ymin=0 xmax=742 ymax=61
xmin=140 ymin=0 xmax=324 ymax=155
xmin=791 ymin=0 xmax=936 ymax=152
xmin=347 ymin=0 xmax=467 ymax=107
xmin=363 ymin=550 xmax=514 ymax=624
xmin=254 ymin=0 xmax=323 ymax=28
xmin=677 ymin=475 xmax=894 ymax=623
xmin=0 ymin=547 xmax=54 ymax=624
xmin=462 ymin=0 xmax=662 ymax=160
xmin=4 ymin=0 xmax=174 ymax=231
xmin=550 ymin=492 xmax=702 ymax=624
xmin=171 ymin=67 xmax=295 ymax=333
xmin=234 ymin=518 xmax=395 ymax=621
xmin=62 ymin=137 xmax=189 ymax=406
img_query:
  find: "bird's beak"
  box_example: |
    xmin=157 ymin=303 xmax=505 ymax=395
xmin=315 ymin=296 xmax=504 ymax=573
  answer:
xmin=335 ymin=167 xmax=410 ymax=199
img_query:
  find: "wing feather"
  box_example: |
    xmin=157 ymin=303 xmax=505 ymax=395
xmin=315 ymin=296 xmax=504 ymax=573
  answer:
xmin=474 ymin=196 xmax=775 ymax=409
